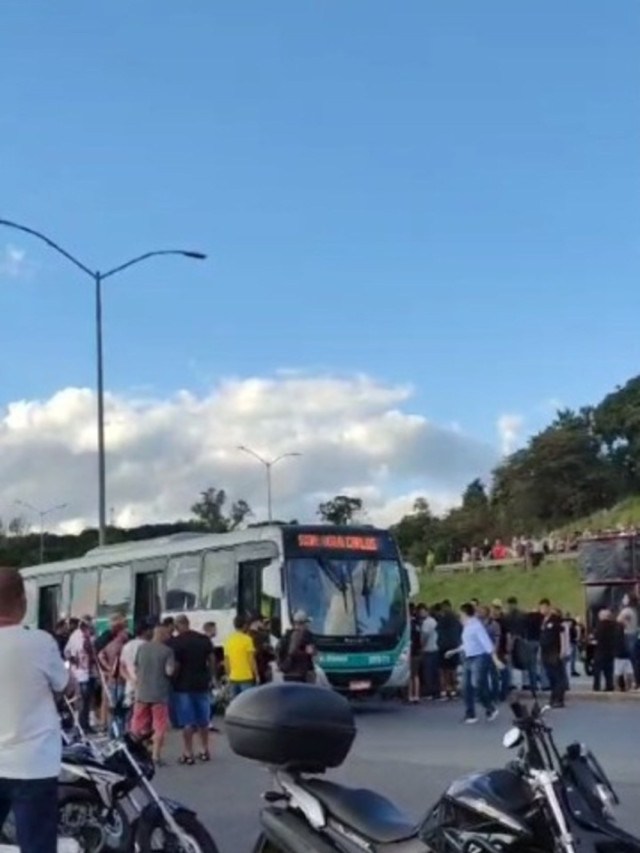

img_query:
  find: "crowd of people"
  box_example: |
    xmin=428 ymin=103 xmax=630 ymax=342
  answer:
xmin=408 ymin=597 xmax=584 ymax=721
xmin=56 ymin=607 xmax=316 ymax=766
xmin=590 ymin=594 xmax=640 ymax=692
xmin=409 ymin=594 xmax=640 ymax=719
xmin=457 ymin=526 xmax=640 ymax=567
xmin=459 ymin=535 xmax=580 ymax=566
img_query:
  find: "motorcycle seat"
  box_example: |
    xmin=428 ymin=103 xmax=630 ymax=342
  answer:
xmin=299 ymin=779 xmax=417 ymax=844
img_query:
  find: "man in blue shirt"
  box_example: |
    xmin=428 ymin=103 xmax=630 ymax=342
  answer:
xmin=447 ymin=602 xmax=500 ymax=724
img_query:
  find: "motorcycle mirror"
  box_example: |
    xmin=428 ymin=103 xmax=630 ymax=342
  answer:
xmin=502 ymin=727 xmax=522 ymax=749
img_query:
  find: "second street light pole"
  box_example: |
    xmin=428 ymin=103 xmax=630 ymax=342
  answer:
xmin=0 ymin=218 xmax=206 ymax=547
xmin=15 ymin=500 xmax=68 ymax=564
xmin=238 ymin=446 xmax=301 ymax=523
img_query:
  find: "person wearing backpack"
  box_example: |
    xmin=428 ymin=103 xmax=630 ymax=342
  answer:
xmin=277 ymin=611 xmax=315 ymax=683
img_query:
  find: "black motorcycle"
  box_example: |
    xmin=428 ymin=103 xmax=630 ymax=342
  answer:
xmin=2 ymin=695 xmax=220 ymax=853
xmin=226 ymin=682 xmax=640 ymax=853
xmin=422 ymin=699 xmax=640 ymax=853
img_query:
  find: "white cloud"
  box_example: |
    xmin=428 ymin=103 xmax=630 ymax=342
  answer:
xmin=0 ymin=245 xmax=28 ymax=279
xmin=0 ymin=374 xmax=499 ymax=533
xmin=496 ymin=413 xmax=524 ymax=456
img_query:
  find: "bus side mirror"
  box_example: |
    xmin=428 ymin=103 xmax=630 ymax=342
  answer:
xmin=405 ymin=563 xmax=419 ymax=597
xmin=262 ymin=560 xmax=283 ymax=599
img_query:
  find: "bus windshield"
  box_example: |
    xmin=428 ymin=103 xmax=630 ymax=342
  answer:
xmin=285 ymin=556 xmax=407 ymax=638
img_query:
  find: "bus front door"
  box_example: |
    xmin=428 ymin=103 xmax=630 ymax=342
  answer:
xmin=134 ymin=572 xmax=162 ymax=626
xmin=38 ymin=584 xmax=60 ymax=633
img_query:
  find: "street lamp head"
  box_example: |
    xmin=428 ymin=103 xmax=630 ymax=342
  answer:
xmin=181 ymin=251 xmax=207 ymax=260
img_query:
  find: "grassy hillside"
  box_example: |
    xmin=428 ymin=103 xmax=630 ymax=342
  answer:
xmin=555 ymin=495 xmax=640 ymax=536
xmin=417 ymin=559 xmax=583 ymax=615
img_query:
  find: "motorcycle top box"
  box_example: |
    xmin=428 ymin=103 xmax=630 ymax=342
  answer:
xmin=226 ymin=682 xmax=357 ymax=773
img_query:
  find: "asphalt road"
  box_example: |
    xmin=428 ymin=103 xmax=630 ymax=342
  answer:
xmin=156 ymin=699 xmax=640 ymax=853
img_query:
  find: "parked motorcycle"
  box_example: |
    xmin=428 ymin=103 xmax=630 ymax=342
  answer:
xmin=4 ymin=696 xmax=219 ymax=853
xmin=226 ymin=682 xmax=640 ymax=853
xmin=62 ymin=723 xmax=221 ymax=853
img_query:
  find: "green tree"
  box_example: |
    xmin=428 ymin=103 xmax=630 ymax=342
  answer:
xmin=594 ymin=375 xmax=640 ymax=493
xmin=491 ymin=409 xmax=615 ymax=529
xmin=392 ymin=498 xmax=442 ymax=568
xmin=317 ymin=495 xmax=363 ymax=525
xmin=191 ymin=488 xmax=252 ymax=532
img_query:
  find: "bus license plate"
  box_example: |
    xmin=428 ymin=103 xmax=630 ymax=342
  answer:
xmin=349 ymin=680 xmax=371 ymax=691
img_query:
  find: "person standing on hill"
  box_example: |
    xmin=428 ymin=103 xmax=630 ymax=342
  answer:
xmin=0 ymin=567 xmax=74 ymax=853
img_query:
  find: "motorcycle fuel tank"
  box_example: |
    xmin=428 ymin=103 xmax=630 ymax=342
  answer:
xmin=442 ymin=768 xmax=535 ymax=837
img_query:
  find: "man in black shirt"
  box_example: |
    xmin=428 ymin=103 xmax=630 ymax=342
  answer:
xmin=437 ymin=600 xmax=462 ymax=699
xmin=593 ymin=609 xmax=616 ymax=692
xmin=539 ymin=599 xmax=566 ymax=707
xmin=169 ymin=615 xmax=215 ymax=764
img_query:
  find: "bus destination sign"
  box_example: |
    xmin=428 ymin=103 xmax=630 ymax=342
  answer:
xmin=297 ymin=534 xmax=379 ymax=551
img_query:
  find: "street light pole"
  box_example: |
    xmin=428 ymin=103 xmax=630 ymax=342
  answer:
xmin=0 ymin=218 xmax=206 ymax=546
xmin=15 ymin=500 xmax=68 ymax=564
xmin=237 ymin=446 xmax=301 ymax=523
xmin=95 ymin=271 xmax=107 ymax=542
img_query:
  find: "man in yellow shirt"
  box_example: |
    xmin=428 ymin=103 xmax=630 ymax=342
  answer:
xmin=224 ymin=615 xmax=258 ymax=696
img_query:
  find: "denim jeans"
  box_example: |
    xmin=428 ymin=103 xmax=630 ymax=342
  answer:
xmin=0 ymin=776 xmax=58 ymax=853
xmin=79 ymin=679 xmax=94 ymax=732
xmin=421 ymin=651 xmax=440 ymax=698
xmin=543 ymin=655 xmax=567 ymax=705
xmin=230 ymin=681 xmax=254 ymax=697
xmin=463 ymin=654 xmax=494 ymax=718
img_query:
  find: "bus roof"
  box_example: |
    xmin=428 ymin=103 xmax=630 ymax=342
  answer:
xmin=20 ymin=525 xmax=285 ymax=580
xmin=20 ymin=522 xmax=392 ymax=580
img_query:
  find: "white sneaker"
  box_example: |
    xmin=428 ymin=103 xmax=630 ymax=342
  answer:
xmin=464 ymin=716 xmax=478 ymax=724
xmin=487 ymin=708 xmax=499 ymax=722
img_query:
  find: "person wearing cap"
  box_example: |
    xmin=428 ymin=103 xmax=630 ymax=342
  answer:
xmin=277 ymin=611 xmax=316 ymax=683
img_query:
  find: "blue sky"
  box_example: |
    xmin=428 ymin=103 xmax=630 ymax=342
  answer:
xmin=1 ymin=2 xmax=640 ymax=526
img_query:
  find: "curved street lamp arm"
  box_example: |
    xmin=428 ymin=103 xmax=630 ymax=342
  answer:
xmin=101 ymin=249 xmax=206 ymax=281
xmin=238 ymin=445 xmax=270 ymax=467
xmin=0 ymin=219 xmax=94 ymax=277
xmin=42 ymin=502 xmax=69 ymax=517
xmin=272 ymin=452 xmax=302 ymax=467
xmin=15 ymin=499 xmax=39 ymax=515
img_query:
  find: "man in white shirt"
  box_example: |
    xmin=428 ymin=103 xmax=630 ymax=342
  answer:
xmin=120 ymin=620 xmax=154 ymax=710
xmin=64 ymin=617 xmax=94 ymax=732
xmin=447 ymin=603 xmax=499 ymax=724
xmin=0 ymin=566 xmax=73 ymax=853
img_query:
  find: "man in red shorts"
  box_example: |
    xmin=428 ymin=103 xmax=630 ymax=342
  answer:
xmin=131 ymin=623 xmax=175 ymax=766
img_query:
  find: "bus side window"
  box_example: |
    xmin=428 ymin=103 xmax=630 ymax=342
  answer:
xmin=70 ymin=569 xmax=99 ymax=619
xmin=97 ymin=564 xmax=132 ymax=619
xmin=238 ymin=559 xmax=267 ymax=620
xmin=166 ymin=554 xmax=201 ymax=612
xmin=23 ymin=580 xmax=38 ymax=628
xmin=202 ymin=550 xmax=237 ymax=610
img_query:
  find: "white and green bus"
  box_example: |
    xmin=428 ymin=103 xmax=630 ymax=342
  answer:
xmin=21 ymin=523 xmax=417 ymax=696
